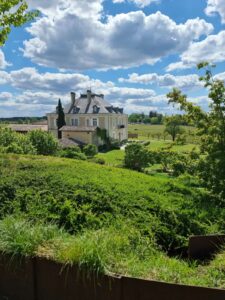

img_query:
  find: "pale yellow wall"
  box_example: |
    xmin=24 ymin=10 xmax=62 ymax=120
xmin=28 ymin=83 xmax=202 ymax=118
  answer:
xmin=62 ymin=131 xmax=95 ymax=144
xmin=47 ymin=112 xmax=128 ymax=142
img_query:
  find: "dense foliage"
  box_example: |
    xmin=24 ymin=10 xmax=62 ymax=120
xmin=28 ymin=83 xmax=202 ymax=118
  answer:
xmin=83 ymin=144 xmax=98 ymax=158
xmin=0 ymin=0 xmax=38 ymax=45
xmin=28 ymin=130 xmax=58 ymax=155
xmin=129 ymin=112 xmax=163 ymax=124
xmin=167 ymin=63 xmax=225 ymax=201
xmin=0 ymin=128 xmax=58 ymax=155
xmin=124 ymin=143 xmax=150 ymax=171
xmin=0 ymin=154 xmax=223 ymax=253
xmin=164 ymin=115 xmax=184 ymax=141
xmin=56 ymin=99 xmax=66 ymax=139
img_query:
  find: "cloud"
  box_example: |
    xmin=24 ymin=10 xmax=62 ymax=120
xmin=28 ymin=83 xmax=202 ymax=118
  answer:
xmin=119 ymin=72 xmax=202 ymax=90
xmin=205 ymin=0 xmax=225 ymax=23
xmin=0 ymin=67 xmax=114 ymax=93
xmin=0 ymin=50 xmax=10 ymax=69
xmin=27 ymin=0 xmax=103 ymax=19
xmin=166 ymin=31 xmax=225 ymax=71
xmin=113 ymin=0 xmax=159 ymax=8
xmin=23 ymin=7 xmax=213 ymax=70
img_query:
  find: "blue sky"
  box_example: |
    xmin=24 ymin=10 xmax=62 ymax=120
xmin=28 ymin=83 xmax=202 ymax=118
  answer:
xmin=0 ymin=0 xmax=225 ymax=117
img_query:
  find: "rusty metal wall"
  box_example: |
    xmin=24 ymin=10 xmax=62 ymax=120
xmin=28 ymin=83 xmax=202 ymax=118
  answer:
xmin=0 ymin=255 xmax=35 ymax=300
xmin=189 ymin=234 xmax=225 ymax=260
xmin=0 ymin=254 xmax=225 ymax=300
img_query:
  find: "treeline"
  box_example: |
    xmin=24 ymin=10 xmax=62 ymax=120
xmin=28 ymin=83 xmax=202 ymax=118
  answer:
xmin=0 ymin=117 xmax=47 ymax=124
xmin=128 ymin=112 xmax=189 ymax=125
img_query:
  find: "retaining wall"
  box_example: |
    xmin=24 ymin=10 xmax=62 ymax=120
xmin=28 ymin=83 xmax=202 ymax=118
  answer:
xmin=0 ymin=254 xmax=225 ymax=300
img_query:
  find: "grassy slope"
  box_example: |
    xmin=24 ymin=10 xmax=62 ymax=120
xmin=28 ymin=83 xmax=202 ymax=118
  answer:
xmin=0 ymin=154 xmax=225 ymax=287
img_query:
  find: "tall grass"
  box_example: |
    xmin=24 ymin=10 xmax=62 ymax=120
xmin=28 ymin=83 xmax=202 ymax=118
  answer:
xmin=0 ymin=216 xmax=225 ymax=288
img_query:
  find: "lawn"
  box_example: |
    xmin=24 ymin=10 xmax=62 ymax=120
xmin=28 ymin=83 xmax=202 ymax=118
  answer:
xmin=128 ymin=124 xmax=198 ymax=144
xmin=96 ymin=150 xmax=125 ymax=167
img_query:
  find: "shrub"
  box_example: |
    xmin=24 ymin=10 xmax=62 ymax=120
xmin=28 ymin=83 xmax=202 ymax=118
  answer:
xmin=0 ymin=128 xmax=17 ymax=147
xmin=60 ymin=148 xmax=87 ymax=160
xmin=142 ymin=141 xmax=150 ymax=147
xmin=28 ymin=130 xmax=58 ymax=155
xmin=83 ymin=144 xmax=98 ymax=157
xmin=91 ymin=157 xmax=105 ymax=165
xmin=124 ymin=143 xmax=150 ymax=171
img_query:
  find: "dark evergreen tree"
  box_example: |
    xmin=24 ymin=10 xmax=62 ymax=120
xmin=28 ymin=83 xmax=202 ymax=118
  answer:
xmin=56 ymin=99 xmax=66 ymax=139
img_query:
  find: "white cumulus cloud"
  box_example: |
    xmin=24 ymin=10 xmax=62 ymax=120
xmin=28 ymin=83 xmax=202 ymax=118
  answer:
xmin=167 ymin=31 xmax=225 ymax=71
xmin=113 ymin=0 xmax=159 ymax=8
xmin=205 ymin=0 xmax=225 ymax=23
xmin=0 ymin=50 xmax=10 ymax=69
xmin=22 ymin=7 xmax=213 ymax=71
xmin=119 ymin=73 xmax=202 ymax=90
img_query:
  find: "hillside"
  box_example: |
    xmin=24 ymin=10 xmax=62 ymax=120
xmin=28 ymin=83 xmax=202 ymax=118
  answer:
xmin=0 ymin=154 xmax=225 ymax=287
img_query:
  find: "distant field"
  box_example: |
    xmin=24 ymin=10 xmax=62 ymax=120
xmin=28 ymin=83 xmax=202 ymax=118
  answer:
xmin=128 ymin=124 xmax=198 ymax=143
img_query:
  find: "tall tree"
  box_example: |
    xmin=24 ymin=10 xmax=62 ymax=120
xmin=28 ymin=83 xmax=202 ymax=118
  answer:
xmin=167 ymin=62 xmax=225 ymax=201
xmin=0 ymin=0 xmax=38 ymax=46
xmin=164 ymin=115 xmax=183 ymax=141
xmin=56 ymin=99 xmax=66 ymax=139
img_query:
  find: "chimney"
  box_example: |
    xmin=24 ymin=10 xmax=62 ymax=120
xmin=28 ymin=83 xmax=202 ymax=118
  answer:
xmin=87 ymin=90 xmax=92 ymax=105
xmin=70 ymin=92 xmax=76 ymax=105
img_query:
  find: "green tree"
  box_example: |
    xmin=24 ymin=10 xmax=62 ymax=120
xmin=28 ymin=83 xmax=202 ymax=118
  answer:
xmin=0 ymin=127 xmax=17 ymax=146
xmin=167 ymin=62 xmax=225 ymax=200
xmin=124 ymin=143 xmax=150 ymax=172
xmin=0 ymin=0 xmax=38 ymax=46
xmin=164 ymin=116 xmax=184 ymax=141
xmin=56 ymin=99 xmax=66 ymax=139
xmin=28 ymin=130 xmax=58 ymax=155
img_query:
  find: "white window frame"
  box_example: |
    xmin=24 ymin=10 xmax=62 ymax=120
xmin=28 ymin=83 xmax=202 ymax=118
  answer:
xmin=92 ymin=118 xmax=98 ymax=127
xmin=71 ymin=118 xmax=79 ymax=126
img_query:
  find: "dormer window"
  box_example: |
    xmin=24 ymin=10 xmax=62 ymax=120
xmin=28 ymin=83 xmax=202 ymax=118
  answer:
xmin=93 ymin=105 xmax=99 ymax=114
xmin=73 ymin=106 xmax=80 ymax=114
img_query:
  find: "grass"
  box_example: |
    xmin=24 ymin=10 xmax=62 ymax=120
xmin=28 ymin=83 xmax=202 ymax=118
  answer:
xmin=96 ymin=150 xmax=125 ymax=167
xmin=1 ymin=215 xmax=225 ymax=289
xmin=0 ymin=153 xmax=225 ymax=288
xmin=128 ymin=124 xmax=199 ymax=144
xmin=95 ymin=141 xmax=199 ymax=169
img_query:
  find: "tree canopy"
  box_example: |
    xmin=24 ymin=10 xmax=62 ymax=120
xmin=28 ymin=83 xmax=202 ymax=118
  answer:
xmin=167 ymin=62 xmax=225 ymax=200
xmin=0 ymin=0 xmax=38 ymax=46
xmin=56 ymin=99 xmax=66 ymax=139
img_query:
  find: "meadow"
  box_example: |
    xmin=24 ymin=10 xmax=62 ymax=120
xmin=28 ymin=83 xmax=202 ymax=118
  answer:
xmin=96 ymin=124 xmax=200 ymax=168
xmin=0 ymin=153 xmax=225 ymax=288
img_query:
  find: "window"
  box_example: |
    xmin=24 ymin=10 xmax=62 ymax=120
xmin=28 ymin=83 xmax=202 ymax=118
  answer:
xmin=92 ymin=118 xmax=98 ymax=127
xmin=71 ymin=118 xmax=79 ymax=126
xmin=86 ymin=119 xmax=90 ymax=127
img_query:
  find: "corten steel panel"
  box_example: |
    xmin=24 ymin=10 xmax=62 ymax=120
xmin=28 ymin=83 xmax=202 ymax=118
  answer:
xmin=0 ymin=255 xmax=35 ymax=300
xmin=35 ymin=258 xmax=122 ymax=300
xmin=189 ymin=235 xmax=225 ymax=260
xmin=121 ymin=277 xmax=225 ymax=300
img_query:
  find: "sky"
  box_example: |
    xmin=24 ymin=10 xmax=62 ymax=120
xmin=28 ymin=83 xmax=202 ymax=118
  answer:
xmin=0 ymin=0 xmax=225 ymax=117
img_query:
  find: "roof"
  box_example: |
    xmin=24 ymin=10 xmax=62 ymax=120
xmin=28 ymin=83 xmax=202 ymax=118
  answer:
xmin=59 ymin=126 xmax=97 ymax=132
xmin=9 ymin=124 xmax=48 ymax=132
xmin=63 ymin=91 xmax=124 ymax=115
xmin=59 ymin=138 xmax=85 ymax=148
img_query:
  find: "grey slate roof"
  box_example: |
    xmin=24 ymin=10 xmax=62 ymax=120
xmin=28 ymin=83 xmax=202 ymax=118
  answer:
xmin=59 ymin=138 xmax=85 ymax=148
xmin=9 ymin=124 xmax=48 ymax=132
xmin=63 ymin=91 xmax=124 ymax=115
xmin=59 ymin=126 xmax=97 ymax=132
